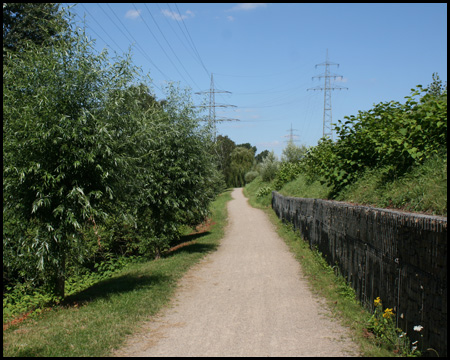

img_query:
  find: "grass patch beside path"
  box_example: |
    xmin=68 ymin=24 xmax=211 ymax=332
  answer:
xmin=243 ymin=185 xmax=394 ymax=357
xmin=3 ymin=190 xmax=232 ymax=357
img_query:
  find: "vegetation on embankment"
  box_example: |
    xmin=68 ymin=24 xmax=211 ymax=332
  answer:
xmin=246 ymin=149 xmax=447 ymax=217
xmin=3 ymin=190 xmax=232 ymax=357
xmin=245 ymin=73 xmax=447 ymax=217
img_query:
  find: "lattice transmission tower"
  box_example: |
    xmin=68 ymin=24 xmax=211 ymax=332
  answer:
xmin=195 ymin=73 xmax=239 ymax=141
xmin=307 ymin=49 xmax=348 ymax=140
xmin=284 ymin=123 xmax=300 ymax=144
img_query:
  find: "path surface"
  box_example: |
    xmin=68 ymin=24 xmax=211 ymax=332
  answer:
xmin=114 ymin=188 xmax=359 ymax=357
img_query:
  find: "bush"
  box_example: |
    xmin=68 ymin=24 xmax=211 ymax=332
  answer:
xmin=301 ymin=83 xmax=447 ymax=195
xmin=3 ymin=12 xmax=219 ymax=297
xmin=273 ymin=162 xmax=302 ymax=190
xmin=244 ymin=171 xmax=259 ymax=184
xmin=259 ymin=151 xmax=279 ymax=182
xmin=256 ymin=186 xmax=273 ymax=198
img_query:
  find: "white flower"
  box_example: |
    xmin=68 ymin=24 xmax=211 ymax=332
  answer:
xmin=414 ymin=325 xmax=424 ymax=332
xmin=412 ymin=340 xmax=419 ymax=345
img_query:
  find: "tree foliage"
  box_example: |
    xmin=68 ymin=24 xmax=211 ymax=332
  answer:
xmin=214 ymin=135 xmax=263 ymax=188
xmin=3 ymin=6 xmax=220 ymax=298
xmin=3 ymin=3 xmax=70 ymax=59
xmin=227 ymin=147 xmax=255 ymax=187
xmin=281 ymin=142 xmax=308 ymax=164
xmin=259 ymin=151 xmax=280 ymax=182
xmin=255 ymin=149 xmax=270 ymax=164
xmin=301 ymin=81 xmax=447 ymax=195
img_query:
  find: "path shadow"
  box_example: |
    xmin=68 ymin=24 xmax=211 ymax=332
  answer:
xmin=62 ymin=273 xmax=170 ymax=306
xmin=170 ymin=231 xmax=210 ymax=247
xmin=164 ymin=231 xmax=218 ymax=257
xmin=63 ymin=232 xmax=216 ymax=307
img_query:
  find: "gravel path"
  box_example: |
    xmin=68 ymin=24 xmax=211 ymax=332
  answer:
xmin=114 ymin=188 xmax=359 ymax=357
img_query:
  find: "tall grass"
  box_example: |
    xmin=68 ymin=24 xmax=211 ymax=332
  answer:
xmin=335 ymin=152 xmax=447 ymax=216
xmin=250 ymin=151 xmax=447 ymax=216
xmin=279 ymin=174 xmax=332 ymax=200
xmin=3 ymin=190 xmax=232 ymax=357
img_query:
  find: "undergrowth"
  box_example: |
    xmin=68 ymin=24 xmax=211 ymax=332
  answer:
xmin=3 ymin=254 xmax=141 ymax=324
xmin=3 ymin=190 xmax=232 ymax=357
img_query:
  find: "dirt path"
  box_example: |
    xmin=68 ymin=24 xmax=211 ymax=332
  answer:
xmin=114 ymin=188 xmax=360 ymax=357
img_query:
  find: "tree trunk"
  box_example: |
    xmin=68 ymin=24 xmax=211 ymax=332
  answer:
xmin=54 ymin=250 xmax=66 ymax=298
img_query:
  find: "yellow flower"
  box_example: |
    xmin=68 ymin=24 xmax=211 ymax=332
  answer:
xmin=374 ymin=297 xmax=381 ymax=307
xmin=383 ymin=308 xmax=394 ymax=319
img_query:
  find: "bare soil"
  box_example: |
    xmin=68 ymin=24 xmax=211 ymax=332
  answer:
xmin=114 ymin=188 xmax=360 ymax=357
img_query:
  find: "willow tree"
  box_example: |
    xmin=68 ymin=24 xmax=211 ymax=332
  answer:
xmin=3 ymin=13 xmax=143 ymax=297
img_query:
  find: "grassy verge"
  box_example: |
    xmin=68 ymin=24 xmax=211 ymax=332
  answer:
xmin=243 ymin=185 xmax=394 ymax=357
xmin=3 ymin=190 xmax=232 ymax=357
xmin=335 ymin=153 xmax=447 ymax=216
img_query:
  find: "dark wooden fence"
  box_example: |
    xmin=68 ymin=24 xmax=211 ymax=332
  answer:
xmin=272 ymin=191 xmax=447 ymax=356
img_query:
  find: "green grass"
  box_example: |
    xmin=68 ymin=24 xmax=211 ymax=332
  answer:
xmin=279 ymin=174 xmax=332 ymax=200
xmin=3 ymin=190 xmax=232 ymax=357
xmin=244 ymin=183 xmax=396 ymax=357
xmin=336 ymin=153 xmax=447 ymax=216
xmin=253 ymin=151 xmax=447 ymax=217
xmin=244 ymin=176 xmax=272 ymax=208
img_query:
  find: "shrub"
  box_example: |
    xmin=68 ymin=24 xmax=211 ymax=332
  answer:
xmin=244 ymin=171 xmax=259 ymax=184
xmin=259 ymin=151 xmax=279 ymax=182
xmin=256 ymin=186 xmax=273 ymax=198
xmin=273 ymin=162 xmax=303 ymax=190
xmin=300 ymin=83 xmax=447 ymax=195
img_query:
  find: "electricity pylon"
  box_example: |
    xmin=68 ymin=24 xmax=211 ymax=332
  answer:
xmin=195 ymin=73 xmax=239 ymax=141
xmin=284 ymin=123 xmax=300 ymax=144
xmin=307 ymin=49 xmax=348 ymax=140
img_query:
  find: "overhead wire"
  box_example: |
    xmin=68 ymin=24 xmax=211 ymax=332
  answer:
xmin=74 ymin=6 xmax=170 ymax=93
xmin=141 ymin=3 xmax=202 ymax=91
xmin=78 ymin=4 xmax=125 ymax=54
xmin=157 ymin=3 xmax=208 ymax=80
xmin=77 ymin=4 xmax=322 ymax=134
xmin=170 ymin=3 xmax=210 ymax=78
xmin=132 ymin=3 xmax=196 ymax=91
xmin=104 ymin=3 xmax=170 ymax=86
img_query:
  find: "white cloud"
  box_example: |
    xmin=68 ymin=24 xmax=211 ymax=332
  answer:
xmin=257 ymin=140 xmax=282 ymax=148
xmin=227 ymin=15 xmax=235 ymax=22
xmin=161 ymin=9 xmax=195 ymax=21
xmin=125 ymin=9 xmax=141 ymax=20
xmin=229 ymin=3 xmax=267 ymax=11
xmin=335 ymin=77 xmax=348 ymax=83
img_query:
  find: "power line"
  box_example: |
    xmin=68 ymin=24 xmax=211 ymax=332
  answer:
xmin=141 ymin=3 xmax=202 ymax=91
xmin=172 ymin=3 xmax=210 ymax=78
xmin=104 ymin=3 xmax=170 ymax=83
xmin=78 ymin=4 xmax=125 ymax=53
xmin=157 ymin=3 xmax=209 ymax=82
xmin=133 ymin=3 xmax=196 ymax=91
xmin=307 ymin=49 xmax=348 ymax=140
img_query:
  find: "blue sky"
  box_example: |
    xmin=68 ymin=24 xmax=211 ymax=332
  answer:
xmin=67 ymin=3 xmax=447 ymax=157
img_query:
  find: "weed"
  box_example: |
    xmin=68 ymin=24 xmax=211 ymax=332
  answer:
xmin=366 ymin=296 xmax=430 ymax=356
